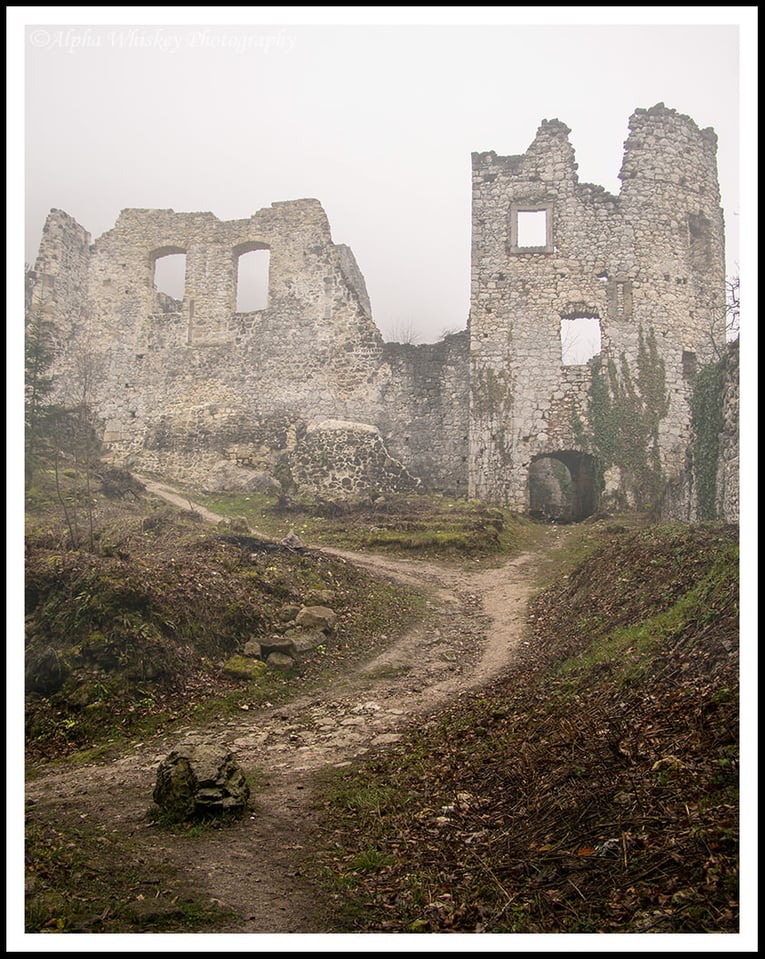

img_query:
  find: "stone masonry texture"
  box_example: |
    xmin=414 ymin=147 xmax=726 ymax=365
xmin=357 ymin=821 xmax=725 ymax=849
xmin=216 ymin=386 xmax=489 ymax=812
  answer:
xmin=28 ymin=104 xmax=738 ymax=521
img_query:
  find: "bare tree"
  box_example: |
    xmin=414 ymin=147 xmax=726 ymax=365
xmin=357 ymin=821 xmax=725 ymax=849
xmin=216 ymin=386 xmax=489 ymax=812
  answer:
xmin=383 ymin=319 xmax=421 ymax=345
xmin=725 ymin=273 xmax=740 ymax=342
xmin=59 ymin=350 xmax=106 ymax=551
xmin=24 ymin=266 xmax=56 ymax=488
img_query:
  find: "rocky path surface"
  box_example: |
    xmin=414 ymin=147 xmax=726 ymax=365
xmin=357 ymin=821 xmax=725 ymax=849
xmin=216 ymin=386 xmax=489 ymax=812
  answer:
xmin=25 ymin=485 xmax=568 ymax=934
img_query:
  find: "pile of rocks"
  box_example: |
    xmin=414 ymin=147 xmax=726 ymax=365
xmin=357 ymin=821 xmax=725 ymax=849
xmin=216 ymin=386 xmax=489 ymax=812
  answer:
xmin=223 ymin=603 xmax=338 ymax=676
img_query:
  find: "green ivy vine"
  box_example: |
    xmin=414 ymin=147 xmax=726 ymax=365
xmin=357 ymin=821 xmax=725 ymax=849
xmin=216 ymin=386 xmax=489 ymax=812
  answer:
xmin=585 ymin=326 xmax=670 ymax=511
xmin=690 ymin=362 xmax=725 ymax=521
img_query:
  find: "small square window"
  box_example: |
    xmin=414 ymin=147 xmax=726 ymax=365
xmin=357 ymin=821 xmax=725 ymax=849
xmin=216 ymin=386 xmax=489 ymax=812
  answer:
xmin=517 ymin=210 xmax=548 ymax=249
xmin=509 ymin=203 xmax=553 ymax=254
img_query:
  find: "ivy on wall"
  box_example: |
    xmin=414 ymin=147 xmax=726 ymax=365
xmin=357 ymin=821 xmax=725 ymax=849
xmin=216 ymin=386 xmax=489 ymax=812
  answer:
xmin=690 ymin=361 xmax=724 ymax=521
xmin=586 ymin=327 xmax=670 ymax=511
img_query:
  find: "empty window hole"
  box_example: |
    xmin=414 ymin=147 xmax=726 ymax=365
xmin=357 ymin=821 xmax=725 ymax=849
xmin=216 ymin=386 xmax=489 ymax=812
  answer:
xmin=561 ymin=316 xmax=601 ymax=365
xmin=153 ymin=253 xmax=186 ymax=303
xmin=517 ymin=210 xmax=548 ymax=249
xmin=236 ymin=249 xmax=270 ymax=312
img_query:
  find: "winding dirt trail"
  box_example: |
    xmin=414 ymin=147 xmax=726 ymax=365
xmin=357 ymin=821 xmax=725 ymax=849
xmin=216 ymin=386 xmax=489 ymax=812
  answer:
xmin=25 ymin=483 xmax=570 ymax=934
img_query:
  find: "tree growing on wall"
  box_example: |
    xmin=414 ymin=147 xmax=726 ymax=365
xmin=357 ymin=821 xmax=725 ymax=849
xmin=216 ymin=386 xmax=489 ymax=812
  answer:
xmin=725 ymin=273 xmax=740 ymax=342
xmin=52 ymin=350 xmax=105 ymax=551
xmin=25 ymin=268 xmax=104 ymax=549
xmin=383 ymin=319 xmax=421 ymax=345
xmin=24 ymin=267 xmax=57 ymax=489
xmin=704 ymin=272 xmax=740 ymax=361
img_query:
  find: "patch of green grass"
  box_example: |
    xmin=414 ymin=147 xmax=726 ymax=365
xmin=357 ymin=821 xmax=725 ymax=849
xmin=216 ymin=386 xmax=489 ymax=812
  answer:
xmin=24 ymin=814 xmax=241 ymax=933
xmin=197 ymin=490 xmax=535 ymax=562
xmin=347 ymin=847 xmax=396 ymax=873
xmin=333 ymin=782 xmax=398 ymax=816
xmin=554 ymin=538 xmax=739 ymax=684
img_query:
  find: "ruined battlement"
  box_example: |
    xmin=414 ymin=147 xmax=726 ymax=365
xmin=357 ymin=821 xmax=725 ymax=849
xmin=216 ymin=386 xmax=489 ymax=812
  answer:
xmin=28 ymin=105 xmax=736 ymax=521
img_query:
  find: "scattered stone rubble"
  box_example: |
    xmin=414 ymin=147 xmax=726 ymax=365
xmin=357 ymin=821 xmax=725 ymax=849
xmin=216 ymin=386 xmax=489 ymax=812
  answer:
xmin=223 ymin=603 xmax=338 ymax=675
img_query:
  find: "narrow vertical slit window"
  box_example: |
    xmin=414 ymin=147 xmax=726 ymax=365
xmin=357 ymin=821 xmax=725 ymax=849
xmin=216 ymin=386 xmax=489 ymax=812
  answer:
xmin=688 ymin=213 xmax=712 ymax=270
xmin=616 ymin=282 xmax=625 ymax=317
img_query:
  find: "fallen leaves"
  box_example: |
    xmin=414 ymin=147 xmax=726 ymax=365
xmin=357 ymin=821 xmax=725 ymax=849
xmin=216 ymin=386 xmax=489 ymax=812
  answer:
xmin=320 ymin=523 xmax=739 ymax=934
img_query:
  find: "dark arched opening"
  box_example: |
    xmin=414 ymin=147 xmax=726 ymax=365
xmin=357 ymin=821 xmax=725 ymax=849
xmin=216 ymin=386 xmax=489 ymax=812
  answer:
xmin=528 ymin=451 xmax=599 ymax=523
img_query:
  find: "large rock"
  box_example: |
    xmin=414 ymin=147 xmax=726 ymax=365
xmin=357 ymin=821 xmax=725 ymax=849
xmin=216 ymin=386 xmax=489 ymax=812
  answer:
xmin=295 ymin=605 xmax=337 ymax=631
xmin=289 ymin=419 xmax=421 ymax=498
xmin=153 ymin=741 xmax=250 ymax=821
xmin=260 ymin=629 xmax=325 ymax=660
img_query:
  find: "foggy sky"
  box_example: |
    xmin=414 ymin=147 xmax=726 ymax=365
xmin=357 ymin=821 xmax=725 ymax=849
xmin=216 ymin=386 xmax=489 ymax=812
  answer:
xmin=18 ymin=10 xmax=746 ymax=343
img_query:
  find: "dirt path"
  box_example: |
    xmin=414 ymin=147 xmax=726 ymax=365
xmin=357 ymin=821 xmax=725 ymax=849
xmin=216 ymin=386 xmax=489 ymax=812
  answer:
xmin=26 ymin=483 xmax=569 ymax=934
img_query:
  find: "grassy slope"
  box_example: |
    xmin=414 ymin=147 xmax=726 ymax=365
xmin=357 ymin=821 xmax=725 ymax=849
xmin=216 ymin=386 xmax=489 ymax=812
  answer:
xmin=316 ymin=523 xmax=740 ymax=934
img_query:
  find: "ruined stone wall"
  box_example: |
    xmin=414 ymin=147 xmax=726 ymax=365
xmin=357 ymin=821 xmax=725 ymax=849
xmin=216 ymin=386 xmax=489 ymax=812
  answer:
xmin=469 ymin=104 xmax=727 ymax=512
xmin=377 ymin=332 xmax=470 ymax=496
xmin=28 ymin=210 xmax=91 ymax=356
xmin=29 ymin=104 xmax=735 ymax=515
xmin=30 ymin=200 xmax=468 ymax=495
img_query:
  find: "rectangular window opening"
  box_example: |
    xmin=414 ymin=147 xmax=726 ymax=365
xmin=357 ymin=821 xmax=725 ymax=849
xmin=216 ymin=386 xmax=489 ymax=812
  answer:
xmin=616 ymin=282 xmax=625 ymax=317
xmin=682 ymin=350 xmax=698 ymax=379
xmin=517 ymin=209 xmax=548 ymax=249
xmin=688 ymin=213 xmax=712 ymax=270
xmin=153 ymin=252 xmax=186 ymax=308
xmin=561 ymin=316 xmax=601 ymax=366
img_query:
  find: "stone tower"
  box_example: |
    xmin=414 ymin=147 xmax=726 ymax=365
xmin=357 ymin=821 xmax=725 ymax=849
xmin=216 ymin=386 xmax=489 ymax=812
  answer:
xmin=468 ymin=103 xmax=726 ymax=517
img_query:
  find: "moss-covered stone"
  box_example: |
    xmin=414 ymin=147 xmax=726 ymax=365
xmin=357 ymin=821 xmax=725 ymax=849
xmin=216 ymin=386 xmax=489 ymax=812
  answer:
xmin=221 ymin=656 xmax=266 ymax=681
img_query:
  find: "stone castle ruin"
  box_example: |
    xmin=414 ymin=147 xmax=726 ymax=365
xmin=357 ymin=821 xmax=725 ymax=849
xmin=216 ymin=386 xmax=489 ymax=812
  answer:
xmin=28 ymin=104 xmax=738 ymax=522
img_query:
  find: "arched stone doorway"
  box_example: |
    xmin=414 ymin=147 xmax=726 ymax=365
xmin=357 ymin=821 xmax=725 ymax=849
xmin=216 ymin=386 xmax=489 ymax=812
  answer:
xmin=528 ymin=451 xmax=599 ymax=523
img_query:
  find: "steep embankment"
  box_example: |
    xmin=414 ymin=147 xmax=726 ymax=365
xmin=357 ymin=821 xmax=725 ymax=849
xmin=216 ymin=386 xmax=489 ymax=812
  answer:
xmin=319 ymin=523 xmax=740 ymax=934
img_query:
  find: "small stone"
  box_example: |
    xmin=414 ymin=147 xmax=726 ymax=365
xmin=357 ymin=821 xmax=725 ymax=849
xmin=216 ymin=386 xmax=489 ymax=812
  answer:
xmin=266 ymin=651 xmax=296 ymax=669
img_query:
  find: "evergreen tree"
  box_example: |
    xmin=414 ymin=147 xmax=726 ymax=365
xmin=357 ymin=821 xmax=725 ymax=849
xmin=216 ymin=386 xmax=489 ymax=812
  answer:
xmin=24 ymin=269 xmax=57 ymax=487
